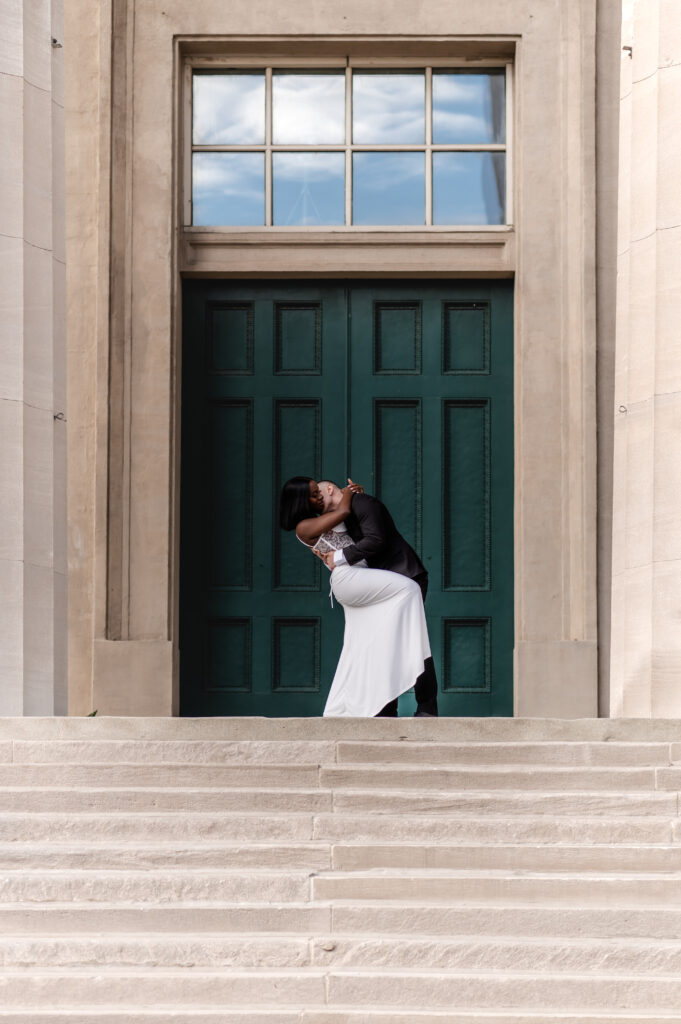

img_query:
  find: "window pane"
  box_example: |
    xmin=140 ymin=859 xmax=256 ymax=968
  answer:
xmin=273 ymin=73 xmax=345 ymax=144
xmin=433 ymin=71 xmax=505 ymax=144
xmin=193 ymin=73 xmax=265 ymax=145
xmin=433 ymin=152 xmax=506 ymax=225
xmin=273 ymin=152 xmax=345 ymax=226
xmin=353 ymin=152 xmax=425 ymax=225
xmin=192 ymin=153 xmax=265 ymax=226
xmin=353 ymin=73 xmax=425 ymax=144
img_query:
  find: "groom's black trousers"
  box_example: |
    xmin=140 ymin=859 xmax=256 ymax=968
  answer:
xmin=375 ymin=571 xmax=439 ymax=717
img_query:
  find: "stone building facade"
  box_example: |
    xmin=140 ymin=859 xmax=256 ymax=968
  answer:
xmin=1 ymin=0 xmax=679 ymax=719
xmin=0 ymin=0 xmax=67 ymax=714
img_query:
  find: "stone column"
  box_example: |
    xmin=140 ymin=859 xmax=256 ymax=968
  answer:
xmin=0 ymin=0 xmax=66 ymax=714
xmin=610 ymin=0 xmax=681 ymax=714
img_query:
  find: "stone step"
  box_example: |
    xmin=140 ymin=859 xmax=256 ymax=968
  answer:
xmin=312 ymin=869 xmax=681 ymax=905
xmin=3 ymin=811 xmax=677 ymax=845
xmin=8 ymin=867 xmax=681 ymax=909
xmin=0 ymin=812 xmax=316 ymax=842
xmin=4 ymin=901 xmax=681 ymax=939
xmin=3 ymin=840 xmax=681 ymax=873
xmin=3 ymin=1014 xmax=681 ymax=1024
xmin=330 ymin=902 xmax=681 ymax=939
xmin=3 ymin=933 xmax=681 ymax=973
xmin=0 ymin=785 xmax=677 ymax=815
xmin=336 ymin=740 xmax=678 ymax=767
xmin=321 ymin=765 xmax=667 ymax=791
xmin=1 ymin=785 xmax=677 ymax=815
xmin=330 ymin=842 xmax=681 ymax=872
xmin=313 ymin=812 xmax=677 ymax=844
xmin=330 ymin=789 xmax=678 ymax=816
xmin=0 ymin=787 xmax=331 ymax=813
xmin=309 ymin=934 xmax=681 ymax=973
xmin=0 ymin=764 xmax=321 ymax=788
xmin=3 ymin=715 xmax=681 ymax=742
xmin=324 ymin=970 xmax=681 ymax=1011
xmin=2 ymin=968 xmax=681 ymax=1010
xmin=1 ymin=761 xmax=677 ymax=789
xmin=6 ymin=736 xmax=681 ymax=766
xmin=3 ymin=1013 xmax=681 ymax=1024
xmin=0 ymin=842 xmax=332 ymax=870
xmin=0 ymin=869 xmax=312 ymax=904
xmin=1 ymin=786 xmax=678 ymax=815
xmin=8 ymin=740 xmax=339 ymax=765
xmin=0 ymin=903 xmax=332 ymax=934
xmin=0 ymin=1014 xmax=302 ymax=1024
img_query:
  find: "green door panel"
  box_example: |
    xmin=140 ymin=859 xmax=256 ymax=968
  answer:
xmin=180 ymin=280 xmax=514 ymax=717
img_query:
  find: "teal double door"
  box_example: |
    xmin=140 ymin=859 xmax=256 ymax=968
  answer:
xmin=180 ymin=280 xmax=513 ymax=717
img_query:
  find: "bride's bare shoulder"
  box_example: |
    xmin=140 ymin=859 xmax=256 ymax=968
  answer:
xmin=295 ymin=518 xmax=320 ymax=544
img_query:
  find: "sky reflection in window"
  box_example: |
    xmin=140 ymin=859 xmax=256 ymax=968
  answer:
xmin=433 ymin=152 xmax=505 ymax=225
xmin=273 ymin=152 xmax=345 ymax=225
xmin=273 ymin=73 xmax=346 ymax=144
xmin=193 ymin=74 xmax=265 ymax=145
xmin=192 ymin=152 xmax=265 ymax=225
xmin=433 ymin=71 xmax=505 ymax=145
xmin=353 ymin=74 xmax=425 ymax=144
xmin=353 ymin=152 xmax=425 ymax=225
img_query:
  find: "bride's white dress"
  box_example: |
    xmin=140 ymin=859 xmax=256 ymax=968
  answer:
xmin=302 ymin=524 xmax=431 ymax=717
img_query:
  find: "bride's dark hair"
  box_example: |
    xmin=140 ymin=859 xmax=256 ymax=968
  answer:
xmin=279 ymin=476 xmax=314 ymax=531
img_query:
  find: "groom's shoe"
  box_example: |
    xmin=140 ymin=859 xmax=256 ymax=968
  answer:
xmin=414 ymin=710 xmax=437 ymax=717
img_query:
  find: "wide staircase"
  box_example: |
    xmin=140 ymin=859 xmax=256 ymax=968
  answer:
xmin=1 ymin=716 xmax=681 ymax=1022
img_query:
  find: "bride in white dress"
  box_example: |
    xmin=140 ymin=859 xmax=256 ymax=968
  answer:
xmin=279 ymin=477 xmax=431 ymax=718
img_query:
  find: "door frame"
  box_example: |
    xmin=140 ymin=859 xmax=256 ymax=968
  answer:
xmin=178 ymin=278 xmax=515 ymax=717
xmin=69 ymin=22 xmax=600 ymax=719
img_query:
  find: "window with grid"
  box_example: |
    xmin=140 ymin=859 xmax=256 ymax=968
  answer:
xmin=190 ymin=67 xmax=509 ymax=228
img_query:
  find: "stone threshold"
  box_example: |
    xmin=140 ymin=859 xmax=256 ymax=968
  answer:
xmin=0 ymin=717 xmax=681 ymax=741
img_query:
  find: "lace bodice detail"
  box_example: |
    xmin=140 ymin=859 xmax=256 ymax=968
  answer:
xmin=310 ymin=523 xmax=356 ymax=555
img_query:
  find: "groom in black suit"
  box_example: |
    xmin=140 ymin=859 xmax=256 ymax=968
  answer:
xmin=318 ymin=480 xmax=439 ymax=718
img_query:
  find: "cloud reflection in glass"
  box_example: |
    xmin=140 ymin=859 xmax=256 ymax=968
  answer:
xmin=192 ymin=152 xmax=265 ymax=225
xmin=353 ymin=152 xmax=425 ymax=225
xmin=273 ymin=73 xmax=346 ymax=144
xmin=193 ymin=74 xmax=265 ymax=145
xmin=273 ymin=152 xmax=345 ymax=226
xmin=353 ymin=74 xmax=425 ymax=144
xmin=433 ymin=152 xmax=505 ymax=225
xmin=433 ymin=72 xmax=505 ymax=145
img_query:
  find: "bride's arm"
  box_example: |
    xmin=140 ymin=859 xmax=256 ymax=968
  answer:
xmin=295 ymin=487 xmax=355 ymax=544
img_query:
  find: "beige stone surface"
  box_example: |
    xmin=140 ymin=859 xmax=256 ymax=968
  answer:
xmin=2 ymin=724 xmax=681 ymax=1015
xmin=610 ymin=0 xmax=681 ymax=718
xmin=22 ymin=84 xmax=53 ymax=252
xmin=0 ymin=234 xmax=23 ymax=403
xmin=0 ymin=0 xmax=66 ymax=716
xmin=0 ymin=560 xmax=23 ymax=715
xmin=0 ymin=73 xmax=23 ymax=241
xmin=65 ymin=0 xmax=107 ymax=716
xmin=515 ymin=641 xmax=598 ymax=717
xmin=4 ymin=713 xmax=681 ymax=741
xmin=22 ymin=562 xmax=55 ymax=716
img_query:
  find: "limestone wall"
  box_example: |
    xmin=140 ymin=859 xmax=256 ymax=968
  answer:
xmin=0 ymin=0 xmax=67 ymax=714
xmin=610 ymin=0 xmax=681 ymax=714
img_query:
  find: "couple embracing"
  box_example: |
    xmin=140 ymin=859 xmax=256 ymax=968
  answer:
xmin=279 ymin=477 xmax=438 ymax=718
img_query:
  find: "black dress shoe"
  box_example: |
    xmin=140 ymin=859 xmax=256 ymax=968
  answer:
xmin=414 ymin=710 xmax=437 ymax=717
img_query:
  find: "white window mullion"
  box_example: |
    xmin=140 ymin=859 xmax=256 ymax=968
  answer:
xmin=345 ymin=66 xmax=352 ymax=226
xmin=184 ymin=62 xmax=193 ymax=226
xmin=425 ymin=66 xmax=432 ymax=226
xmin=505 ymin=62 xmax=513 ymax=226
xmin=265 ymin=67 xmax=273 ymax=226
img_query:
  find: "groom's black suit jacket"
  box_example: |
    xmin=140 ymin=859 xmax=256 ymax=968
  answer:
xmin=342 ymin=493 xmax=425 ymax=580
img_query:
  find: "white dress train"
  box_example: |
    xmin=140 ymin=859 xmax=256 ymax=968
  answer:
xmin=301 ymin=524 xmax=431 ymax=717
